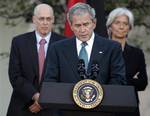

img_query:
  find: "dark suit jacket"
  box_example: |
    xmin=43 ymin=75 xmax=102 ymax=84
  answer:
xmin=45 ymin=34 xmax=126 ymax=85
xmin=116 ymin=44 xmax=148 ymax=116
xmin=123 ymin=43 xmax=148 ymax=102
xmin=7 ymin=31 xmax=65 ymax=116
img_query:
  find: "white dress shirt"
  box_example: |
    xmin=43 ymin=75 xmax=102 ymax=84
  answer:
xmin=35 ymin=31 xmax=51 ymax=57
xmin=76 ymin=32 xmax=95 ymax=62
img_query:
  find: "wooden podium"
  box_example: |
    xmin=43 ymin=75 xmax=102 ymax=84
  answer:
xmin=39 ymin=82 xmax=137 ymax=116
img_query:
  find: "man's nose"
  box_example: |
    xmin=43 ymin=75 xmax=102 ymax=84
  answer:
xmin=80 ymin=26 xmax=86 ymax=32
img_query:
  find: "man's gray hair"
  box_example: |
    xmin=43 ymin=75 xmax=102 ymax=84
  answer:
xmin=67 ymin=2 xmax=96 ymax=24
xmin=33 ymin=3 xmax=54 ymax=16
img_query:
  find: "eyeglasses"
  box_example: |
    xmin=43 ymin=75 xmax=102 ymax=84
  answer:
xmin=37 ymin=16 xmax=53 ymax=23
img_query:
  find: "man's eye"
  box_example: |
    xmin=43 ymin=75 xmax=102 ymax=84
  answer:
xmin=46 ymin=17 xmax=52 ymax=21
xmin=75 ymin=24 xmax=81 ymax=28
xmin=84 ymin=23 xmax=90 ymax=26
xmin=39 ymin=17 xmax=44 ymax=21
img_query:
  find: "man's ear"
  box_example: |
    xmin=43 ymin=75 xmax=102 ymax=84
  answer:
xmin=52 ymin=16 xmax=55 ymax=24
xmin=32 ymin=16 xmax=36 ymax=24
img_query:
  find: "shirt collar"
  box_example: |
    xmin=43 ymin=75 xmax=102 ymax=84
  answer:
xmin=76 ymin=32 xmax=95 ymax=47
xmin=35 ymin=31 xmax=51 ymax=44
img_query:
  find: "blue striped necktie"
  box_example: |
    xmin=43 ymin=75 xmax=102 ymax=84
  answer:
xmin=79 ymin=42 xmax=88 ymax=69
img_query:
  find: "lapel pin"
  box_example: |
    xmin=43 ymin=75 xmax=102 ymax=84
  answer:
xmin=99 ymin=51 xmax=103 ymax=54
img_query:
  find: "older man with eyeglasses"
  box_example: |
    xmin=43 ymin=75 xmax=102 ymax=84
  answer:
xmin=7 ymin=3 xmax=66 ymax=116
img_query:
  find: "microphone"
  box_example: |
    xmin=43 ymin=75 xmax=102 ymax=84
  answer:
xmin=77 ymin=59 xmax=86 ymax=79
xmin=91 ymin=61 xmax=100 ymax=80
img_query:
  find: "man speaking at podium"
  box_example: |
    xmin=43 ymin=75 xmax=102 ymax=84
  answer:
xmin=44 ymin=2 xmax=126 ymax=85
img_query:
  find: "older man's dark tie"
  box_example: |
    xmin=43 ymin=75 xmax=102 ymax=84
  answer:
xmin=79 ymin=42 xmax=88 ymax=70
xmin=38 ymin=39 xmax=47 ymax=83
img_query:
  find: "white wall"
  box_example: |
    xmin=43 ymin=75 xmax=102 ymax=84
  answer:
xmin=0 ymin=17 xmax=150 ymax=116
xmin=139 ymin=53 xmax=150 ymax=116
xmin=0 ymin=58 xmax=11 ymax=116
xmin=0 ymin=17 xmax=33 ymax=116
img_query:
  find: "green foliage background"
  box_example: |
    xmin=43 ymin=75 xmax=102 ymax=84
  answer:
xmin=0 ymin=0 xmax=150 ymax=52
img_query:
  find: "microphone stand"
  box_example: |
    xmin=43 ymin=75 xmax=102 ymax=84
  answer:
xmin=78 ymin=59 xmax=86 ymax=79
xmin=90 ymin=62 xmax=100 ymax=80
xmin=78 ymin=59 xmax=100 ymax=80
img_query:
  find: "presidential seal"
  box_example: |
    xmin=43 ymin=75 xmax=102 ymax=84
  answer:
xmin=73 ymin=79 xmax=103 ymax=109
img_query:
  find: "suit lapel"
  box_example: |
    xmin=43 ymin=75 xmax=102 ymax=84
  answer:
xmin=46 ymin=32 xmax=56 ymax=59
xmin=44 ymin=33 xmax=59 ymax=72
xmin=62 ymin=38 xmax=80 ymax=80
xmin=123 ymin=43 xmax=132 ymax=62
xmin=27 ymin=32 xmax=39 ymax=77
xmin=88 ymin=35 xmax=104 ymax=72
xmin=49 ymin=32 xmax=56 ymax=44
xmin=43 ymin=33 xmax=55 ymax=77
xmin=123 ymin=44 xmax=131 ymax=54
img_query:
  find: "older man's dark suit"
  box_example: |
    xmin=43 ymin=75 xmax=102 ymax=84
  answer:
xmin=44 ymin=34 xmax=126 ymax=116
xmin=45 ymin=34 xmax=126 ymax=84
xmin=7 ymin=31 xmax=65 ymax=116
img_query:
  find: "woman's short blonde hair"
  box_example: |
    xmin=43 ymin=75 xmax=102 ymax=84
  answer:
xmin=106 ymin=7 xmax=134 ymax=30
